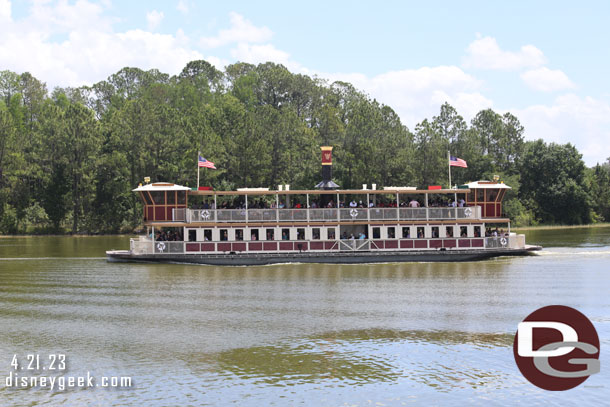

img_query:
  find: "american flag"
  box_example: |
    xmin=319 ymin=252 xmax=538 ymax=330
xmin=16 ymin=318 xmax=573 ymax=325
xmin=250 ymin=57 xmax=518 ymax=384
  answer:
xmin=449 ymin=156 xmax=467 ymax=168
xmin=198 ymin=155 xmax=217 ymax=169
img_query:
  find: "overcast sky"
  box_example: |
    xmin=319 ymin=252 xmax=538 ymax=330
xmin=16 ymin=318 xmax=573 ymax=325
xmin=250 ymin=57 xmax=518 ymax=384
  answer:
xmin=1 ymin=0 xmax=609 ymax=166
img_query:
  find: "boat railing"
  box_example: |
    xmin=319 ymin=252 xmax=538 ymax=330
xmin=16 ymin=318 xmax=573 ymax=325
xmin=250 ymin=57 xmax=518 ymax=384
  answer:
xmin=278 ymin=209 xmax=308 ymax=222
xmin=184 ymin=205 xmax=482 ymax=223
xmin=484 ymin=234 xmax=525 ymax=249
xmin=216 ymin=209 xmax=246 ymax=222
xmin=338 ymin=239 xmax=370 ymax=251
xmin=130 ymin=238 xmax=154 ymax=255
xmin=153 ymin=241 xmax=185 ymax=254
xmin=339 ymin=208 xmax=369 ymax=221
xmin=309 ymin=208 xmax=338 ymax=221
xmin=172 ymin=208 xmax=186 ymax=222
xmin=397 ymin=208 xmax=427 ymax=220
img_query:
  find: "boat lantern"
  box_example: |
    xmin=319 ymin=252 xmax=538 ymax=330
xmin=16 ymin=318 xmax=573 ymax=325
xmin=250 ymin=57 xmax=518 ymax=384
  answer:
xmin=315 ymin=146 xmax=340 ymax=189
xmin=372 ymin=183 xmax=377 ymax=190
xmin=144 ymin=176 xmax=151 ymax=184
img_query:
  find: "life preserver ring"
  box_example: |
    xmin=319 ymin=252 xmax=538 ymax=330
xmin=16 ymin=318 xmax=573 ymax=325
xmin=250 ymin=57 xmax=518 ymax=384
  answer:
xmin=156 ymin=242 xmax=166 ymax=252
xmin=350 ymin=208 xmax=359 ymax=218
xmin=464 ymin=207 xmax=472 ymax=217
xmin=500 ymin=237 xmax=507 ymax=246
xmin=200 ymin=210 xmax=211 ymax=220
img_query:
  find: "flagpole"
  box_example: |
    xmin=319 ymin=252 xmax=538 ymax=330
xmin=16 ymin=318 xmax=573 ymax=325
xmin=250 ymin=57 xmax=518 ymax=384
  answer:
xmin=197 ymin=151 xmax=200 ymax=190
xmin=448 ymin=151 xmax=452 ymax=189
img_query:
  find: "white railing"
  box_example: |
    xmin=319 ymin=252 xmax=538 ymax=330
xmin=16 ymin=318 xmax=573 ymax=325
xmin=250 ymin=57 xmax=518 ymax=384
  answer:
xmin=485 ymin=234 xmax=525 ymax=249
xmin=309 ymin=208 xmax=338 ymax=221
xmin=184 ymin=206 xmax=482 ymax=223
xmin=339 ymin=208 xmax=368 ymax=221
xmin=153 ymin=241 xmax=184 ymax=254
xmin=172 ymin=208 xmax=186 ymax=222
xmin=278 ymin=209 xmax=308 ymax=222
xmin=130 ymin=237 xmax=153 ymax=254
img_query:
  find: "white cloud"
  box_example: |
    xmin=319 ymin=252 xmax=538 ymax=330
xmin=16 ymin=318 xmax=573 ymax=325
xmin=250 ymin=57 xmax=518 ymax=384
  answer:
xmin=520 ymin=67 xmax=576 ymax=92
xmin=322 ymin=66 xmax=491 ymax=127
xmin=0 ymin=0 xmax=11 ymax=21
xmin=513 ymin=94 xmax=610 ymax=166
xmin=200 ymin=12 xmax=272 ymax=48
xmin=146 ymin=10 xmax=164 ymax=31
xmin=230 ymin=43 xmax=293 ymax=67
xmin=0 ymin=1 xmax=204 ymax=88
xmin=463 ymin=36 xmax=546 ymax=70
xmin=177 ymin=0 xmax=189 ymax=14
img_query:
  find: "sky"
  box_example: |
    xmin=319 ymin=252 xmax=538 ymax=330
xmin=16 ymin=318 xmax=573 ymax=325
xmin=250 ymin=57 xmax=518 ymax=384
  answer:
xmin=1 ymin=0 xmax=609 ymax=166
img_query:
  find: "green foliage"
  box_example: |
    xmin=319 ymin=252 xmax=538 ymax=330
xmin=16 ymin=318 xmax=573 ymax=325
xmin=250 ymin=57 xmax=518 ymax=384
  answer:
xmin=0 ymin=64 xmax=601 ymax=234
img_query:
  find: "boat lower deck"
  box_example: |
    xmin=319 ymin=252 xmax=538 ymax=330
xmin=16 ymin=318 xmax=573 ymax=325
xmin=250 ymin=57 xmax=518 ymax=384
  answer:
xmin=106 ymin=246 xmax=541 ymax=266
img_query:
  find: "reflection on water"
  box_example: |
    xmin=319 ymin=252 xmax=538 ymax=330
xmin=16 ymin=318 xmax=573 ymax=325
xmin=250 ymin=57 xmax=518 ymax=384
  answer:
xmin=0 ymin=230 xmax=609 ymax=406
xmin=196 ymin=329 xmax=513 ymax=388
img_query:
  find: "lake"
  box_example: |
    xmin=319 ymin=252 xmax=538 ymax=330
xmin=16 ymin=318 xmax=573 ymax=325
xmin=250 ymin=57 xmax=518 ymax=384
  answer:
xmin=1 ymin=228 xmax=609 ymax=406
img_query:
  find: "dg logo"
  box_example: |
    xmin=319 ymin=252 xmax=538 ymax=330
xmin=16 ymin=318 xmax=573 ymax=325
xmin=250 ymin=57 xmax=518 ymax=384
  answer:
xmin=513 ymin=305 xmax=600 ymax=390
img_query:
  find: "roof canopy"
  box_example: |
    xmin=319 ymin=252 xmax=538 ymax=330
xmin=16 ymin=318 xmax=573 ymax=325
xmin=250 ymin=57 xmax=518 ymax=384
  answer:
xmin=464 ymin=181 xmax=511 ymax=190
xmin=133 ymin=183 xmax=191 ymax=192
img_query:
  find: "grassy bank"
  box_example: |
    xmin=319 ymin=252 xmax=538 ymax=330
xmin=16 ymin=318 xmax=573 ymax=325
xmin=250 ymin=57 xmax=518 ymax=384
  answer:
xmin=512 ymin=223 xmax=610 ymax=232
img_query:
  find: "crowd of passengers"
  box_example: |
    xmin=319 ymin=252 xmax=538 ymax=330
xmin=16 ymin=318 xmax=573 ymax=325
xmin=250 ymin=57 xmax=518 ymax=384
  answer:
xmin=155 ymin=230 xmax=183 ymax=241
xmin=190 ymin=197 xmax=468 ymax=210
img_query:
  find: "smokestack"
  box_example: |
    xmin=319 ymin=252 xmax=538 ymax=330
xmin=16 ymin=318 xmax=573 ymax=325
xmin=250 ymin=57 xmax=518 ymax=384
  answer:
xmin=315 ymin=146 xmax=339 ymax=189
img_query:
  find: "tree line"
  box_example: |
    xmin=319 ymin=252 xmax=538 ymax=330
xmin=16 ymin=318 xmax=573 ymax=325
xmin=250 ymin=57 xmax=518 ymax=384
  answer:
xmin=0 ymin=61 xmax=609 ymax=234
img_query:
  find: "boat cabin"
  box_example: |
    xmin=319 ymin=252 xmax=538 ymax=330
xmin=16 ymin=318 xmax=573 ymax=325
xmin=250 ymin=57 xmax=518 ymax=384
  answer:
xmin=462 ymin=181 xmax=510 ymax=218
xmin=134 ymin=183 xmax=189 ymax=222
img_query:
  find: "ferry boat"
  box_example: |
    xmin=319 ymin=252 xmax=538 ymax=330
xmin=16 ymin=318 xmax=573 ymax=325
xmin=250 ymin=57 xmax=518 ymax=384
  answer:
xmin=106 ymin=147 xmax=541 ymax=265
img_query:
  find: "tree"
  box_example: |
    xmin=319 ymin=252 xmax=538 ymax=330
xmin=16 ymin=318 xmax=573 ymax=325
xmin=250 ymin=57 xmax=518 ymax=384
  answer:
xmin=519 ymin=140 xmax=591 ymax=224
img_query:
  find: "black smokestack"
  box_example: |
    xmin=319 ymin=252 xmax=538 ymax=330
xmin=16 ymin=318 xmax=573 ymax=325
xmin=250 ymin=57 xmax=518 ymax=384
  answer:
xmin=315 ymin=146 xmax=339 ymax=189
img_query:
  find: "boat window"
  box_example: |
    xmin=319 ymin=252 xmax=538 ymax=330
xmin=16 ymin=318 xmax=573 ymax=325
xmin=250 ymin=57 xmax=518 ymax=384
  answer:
xmin=250 ymin=229 xmax=259 ymax=241
xmin=177 ymin=191 xmax=186 ymax=204
xmin=417 ymin=227 xmax=425 ymax=238
xmin=431 ymin=226 xmax=439 ymax=238
xmin=150 ymin=191 xmax=165 ymax=205
xmin=473 ymin=226 xmax=481 ymax=237
xmin=312 ymin=228 xmax=320 ymax=240
xmin=141 ymin=192 xmax=153 ymax=205
xmin=297 ymin=228 xmax=305 ymax=240
xmin=372 ymin=227 xmax=380 ymax=239
xmin=460 ymin=226 xmax=468 ymax=237
xmin=188 ymin=230 xmax=196 ymax=242
xmin=402 ymin=227 xmax=410 ymax=238
xmin=203 ymin=229 xmax=212 ymax=241
xmin=235 ymin=229 xmax=244 ymax=241
xmin=281 ymin=229 xmax=290 ymax=240
xmin=387 ymin=227 xmax=395 ymax=239
xmin=167 ymin=191 xmax=176 ymax=204
xmin=477 ymin=189 xmax=485 ymax=202
xmin=487 ymin=189 xmax=498 ymax=202
xmin=467 ymin=190 xmax=475 ymax=203
xmin=327 ymin=228 xmax=336 ymax=240
xmin=266 ymin=229 xmax=275 ymax=240
xmin=220 ymin=229 xmax=228 ymax=241
xmin=497 ymin=189 xmax=506 ymax=201
xmin=446 ymin=226 xmax=454 ymax=238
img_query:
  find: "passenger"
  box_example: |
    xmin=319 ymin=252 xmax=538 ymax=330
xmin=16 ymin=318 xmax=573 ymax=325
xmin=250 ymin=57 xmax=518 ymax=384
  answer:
xmin=409 ymin=199 xmax=420 ymax=208
xmin=282 ymin=231 xmax=289 ymax=240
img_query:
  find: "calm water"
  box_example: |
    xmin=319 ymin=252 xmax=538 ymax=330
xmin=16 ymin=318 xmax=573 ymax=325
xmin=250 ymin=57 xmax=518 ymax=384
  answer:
xmin=0 ymin=229 xmax=609 ymax=406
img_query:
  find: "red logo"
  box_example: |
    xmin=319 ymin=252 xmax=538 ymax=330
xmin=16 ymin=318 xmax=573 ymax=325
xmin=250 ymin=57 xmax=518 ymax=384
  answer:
xmin=513 ymin=305 xmax=600 ymax=390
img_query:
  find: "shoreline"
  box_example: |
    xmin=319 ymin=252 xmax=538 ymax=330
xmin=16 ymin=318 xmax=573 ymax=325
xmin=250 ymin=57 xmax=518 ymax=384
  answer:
xmin=513 ymin=223 xmax=610 ymax=232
